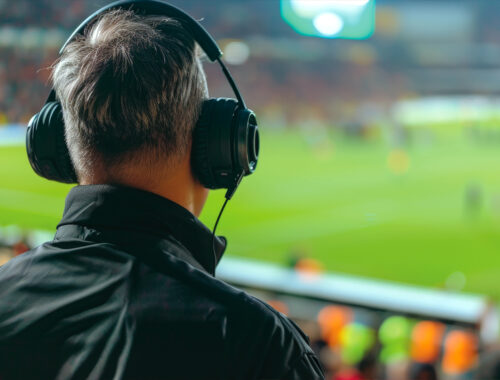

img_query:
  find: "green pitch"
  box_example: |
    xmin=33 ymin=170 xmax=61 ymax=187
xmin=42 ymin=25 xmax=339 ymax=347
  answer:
xmin=2 ymin=130 xmax=500 ymax=298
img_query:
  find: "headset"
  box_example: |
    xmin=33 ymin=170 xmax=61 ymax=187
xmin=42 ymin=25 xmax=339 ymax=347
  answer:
xmin=26 ymin=0 xmax=259 ymax=200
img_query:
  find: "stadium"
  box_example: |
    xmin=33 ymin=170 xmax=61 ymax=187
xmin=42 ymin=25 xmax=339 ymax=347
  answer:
xmin=2 ymin=0 xmax=500 ymax=379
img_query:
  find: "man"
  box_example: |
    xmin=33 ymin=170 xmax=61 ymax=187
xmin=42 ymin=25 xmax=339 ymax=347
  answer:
xmin=0 ymin=7 xmax=324 ymax=380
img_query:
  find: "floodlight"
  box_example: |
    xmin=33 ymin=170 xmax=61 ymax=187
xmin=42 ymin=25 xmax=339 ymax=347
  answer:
xmin=313 ymin=12 xmax=344 ymax=36
xmin=282 ymin=0 xmax=375 ymax=39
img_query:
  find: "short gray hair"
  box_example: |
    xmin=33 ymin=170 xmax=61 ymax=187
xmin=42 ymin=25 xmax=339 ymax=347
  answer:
xmin=52 ymin=9 xmax=207 ymax=178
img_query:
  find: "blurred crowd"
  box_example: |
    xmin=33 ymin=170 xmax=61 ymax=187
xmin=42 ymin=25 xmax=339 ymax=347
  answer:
xmin=0 ymin=226 xmax=30 ymax=265
xmin=1 ymin=0 xmax=91 ymax=29
xmin=241 ymin=257 xmax=500 ymax=380
xmin=0 ymin=0 xmax=406 ymax=129
xmin=0 ymin=47 xmax=56 ymax=124
xmin=5 ymin=0 xmax=500 ymax=132
xmin=0 ymin=46 xmax=397 ymax=130
xmin=290 ymin=305 xmax=488 ymax=380
xmin=0 ymin=45 xmax=369 ymax=127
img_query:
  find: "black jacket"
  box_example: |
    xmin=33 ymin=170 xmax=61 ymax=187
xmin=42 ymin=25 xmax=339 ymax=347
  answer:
xmin=0 ymin=185 xmax=324 ymax=380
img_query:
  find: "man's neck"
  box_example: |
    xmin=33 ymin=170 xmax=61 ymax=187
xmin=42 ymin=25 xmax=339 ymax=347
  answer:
xmin=79 ymin=155 xmax=208 ymax=217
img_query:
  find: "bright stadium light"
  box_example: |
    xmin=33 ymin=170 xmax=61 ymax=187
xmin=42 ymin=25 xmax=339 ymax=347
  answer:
xmin=223 ymin=41 xmax=250 ymax=65
xmin=313 ymin=12 xmax=344 ymax=36
xmin=281 ymin=0 xmax=375 ymax=39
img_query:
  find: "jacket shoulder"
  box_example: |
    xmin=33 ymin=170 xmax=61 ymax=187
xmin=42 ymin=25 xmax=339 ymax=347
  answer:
xmin=219 ymin=289 xmax=324 ymax=380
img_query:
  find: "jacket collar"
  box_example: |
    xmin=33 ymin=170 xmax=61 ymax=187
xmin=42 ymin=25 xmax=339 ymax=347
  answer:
xmin=56 ymin=184 xmax=226 ymax=275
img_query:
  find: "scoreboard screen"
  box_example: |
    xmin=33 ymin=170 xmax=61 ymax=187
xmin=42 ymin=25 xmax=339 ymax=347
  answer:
xmin=281 ymin=0 xmax=376 ymax=39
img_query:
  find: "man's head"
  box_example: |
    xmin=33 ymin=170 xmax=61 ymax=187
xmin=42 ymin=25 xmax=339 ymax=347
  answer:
xmin=52 ymin=9 xmax=208 ymax=186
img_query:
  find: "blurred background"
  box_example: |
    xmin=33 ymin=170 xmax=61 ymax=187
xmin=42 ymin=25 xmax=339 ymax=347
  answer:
xmin=3 ymin=0 xmax=500 ymax=379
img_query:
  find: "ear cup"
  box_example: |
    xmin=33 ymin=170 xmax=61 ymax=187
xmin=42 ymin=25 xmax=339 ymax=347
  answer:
xmin=26 ymin=101 xmax=77 ymax=183
xmin=235 ymin=108 xmax=259 ymax=175
xmin=192 ymin=98 xmax=259 ymax=190
xmin=191 ymin=99 xmax=217 ymax=188
xmin=192 ymin=98 xmax=238 ymax=189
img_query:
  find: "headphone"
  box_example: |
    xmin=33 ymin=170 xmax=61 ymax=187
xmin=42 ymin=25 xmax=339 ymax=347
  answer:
xmin=26 ymin=0 xmax=259 ymax=200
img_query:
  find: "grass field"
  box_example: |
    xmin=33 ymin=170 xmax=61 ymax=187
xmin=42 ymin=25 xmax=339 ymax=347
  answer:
xmin=3 ymin=130 xmax=500 ymax=298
